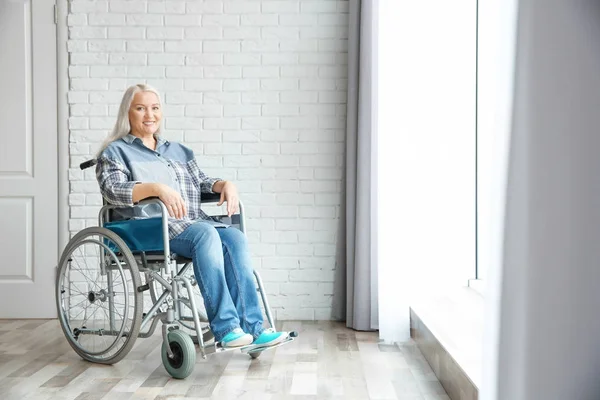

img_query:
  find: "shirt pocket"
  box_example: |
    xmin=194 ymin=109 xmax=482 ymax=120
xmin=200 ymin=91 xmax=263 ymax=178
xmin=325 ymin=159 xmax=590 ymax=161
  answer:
xmin=131 ymin=161 xmax=179 ymax=190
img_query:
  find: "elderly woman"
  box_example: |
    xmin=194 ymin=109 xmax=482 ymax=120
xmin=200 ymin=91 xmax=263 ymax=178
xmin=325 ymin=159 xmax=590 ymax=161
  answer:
xmin=96 ymin=84 xmax=287 ymax=349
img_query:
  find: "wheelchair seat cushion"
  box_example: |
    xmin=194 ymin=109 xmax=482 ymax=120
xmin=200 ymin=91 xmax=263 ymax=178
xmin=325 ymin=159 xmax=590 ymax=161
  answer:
xmin=104 ymin=217 xmax=165 ymax=252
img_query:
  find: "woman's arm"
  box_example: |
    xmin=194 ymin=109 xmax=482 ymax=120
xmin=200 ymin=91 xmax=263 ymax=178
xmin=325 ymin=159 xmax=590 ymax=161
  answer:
xmin=187 ymin=158 xmax=222 ymax=193
xmin=132 ymin=183 xmax=187 ymax=219
xmin=96 ymin=156 xmax=139 ymax=207
xmin=212 ymin=180 xmax=240 ymax=217
xmin=186 ymin=152 xmax=238 ymax=216
xmin=131 ymin=183 xmax=160 ymax=203
xmin=211 ymin=180 xmax=227 ymax=193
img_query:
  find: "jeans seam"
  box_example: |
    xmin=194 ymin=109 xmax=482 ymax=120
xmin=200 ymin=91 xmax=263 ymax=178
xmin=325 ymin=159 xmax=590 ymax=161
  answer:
xmin=223 ymin=242 xmax=248 ymax=332
xmin=173 ymin=235 xmax=214 ymax=313
xmin=194 ymin=262 xmax=214 ymax=317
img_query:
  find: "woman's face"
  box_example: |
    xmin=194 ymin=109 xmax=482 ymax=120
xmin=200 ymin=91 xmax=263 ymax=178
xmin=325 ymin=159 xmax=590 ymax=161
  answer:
xmin=128 ymin=91 xmax=162 ymax=137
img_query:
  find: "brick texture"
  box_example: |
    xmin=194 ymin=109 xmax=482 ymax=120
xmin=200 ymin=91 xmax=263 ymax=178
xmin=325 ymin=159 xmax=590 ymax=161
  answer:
xmin=67 ymin=0 xmax=349 ymax=320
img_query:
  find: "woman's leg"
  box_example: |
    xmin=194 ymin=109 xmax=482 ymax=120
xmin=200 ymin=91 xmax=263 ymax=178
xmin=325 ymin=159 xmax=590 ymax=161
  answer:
xmin=216 ymin=227 xmax=289 ymax=348
xmin=216 ymin=227 xmax=265 ymax=339
xmin=169 ymin=222 xmax=242 ymax=342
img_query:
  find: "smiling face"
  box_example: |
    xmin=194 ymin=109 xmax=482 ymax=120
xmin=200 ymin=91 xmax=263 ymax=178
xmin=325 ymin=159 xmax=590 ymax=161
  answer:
xmin=128 ymin=91 xmax=162 ymax=137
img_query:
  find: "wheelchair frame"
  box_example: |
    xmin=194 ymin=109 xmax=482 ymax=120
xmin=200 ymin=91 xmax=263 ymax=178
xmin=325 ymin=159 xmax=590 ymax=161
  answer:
xmin=97 ymin=196 xmax=277 ymax=360
xmin=56 ymin=160 xmax=297 ymax=378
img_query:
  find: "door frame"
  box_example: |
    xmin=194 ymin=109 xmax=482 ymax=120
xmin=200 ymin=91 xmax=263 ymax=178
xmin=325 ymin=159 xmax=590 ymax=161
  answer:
xmin=57 ymin=0 xmax=69 ymax=256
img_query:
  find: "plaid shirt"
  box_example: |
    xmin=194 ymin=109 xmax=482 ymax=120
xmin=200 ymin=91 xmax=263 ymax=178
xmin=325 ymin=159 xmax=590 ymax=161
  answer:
xmin=96 ymin=134 xmax=225 ymax=239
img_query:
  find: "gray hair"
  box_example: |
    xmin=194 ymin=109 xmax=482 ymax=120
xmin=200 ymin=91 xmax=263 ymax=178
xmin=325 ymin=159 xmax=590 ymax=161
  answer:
xmin=96 ymin=83 xmax=163 ymax=156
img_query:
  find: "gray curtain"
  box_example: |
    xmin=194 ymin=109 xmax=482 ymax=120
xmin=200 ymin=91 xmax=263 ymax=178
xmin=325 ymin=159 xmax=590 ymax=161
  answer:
xmin=332 ymin=0 xmax=378 ymax=331
xmin=484 ymin=1 xmax=600 ymax=399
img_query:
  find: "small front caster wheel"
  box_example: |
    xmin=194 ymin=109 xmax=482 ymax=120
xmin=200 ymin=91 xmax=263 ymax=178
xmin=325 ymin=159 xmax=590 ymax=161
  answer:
xmin=249 ymin=351 xmax=262 ymax=359
xmin=161 ymin=329 xmax=196 ymax=379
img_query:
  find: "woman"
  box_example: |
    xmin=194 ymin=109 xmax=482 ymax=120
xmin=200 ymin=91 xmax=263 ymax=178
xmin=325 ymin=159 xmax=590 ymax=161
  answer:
xmin=96 ymin=84 xmax=287 ymax=349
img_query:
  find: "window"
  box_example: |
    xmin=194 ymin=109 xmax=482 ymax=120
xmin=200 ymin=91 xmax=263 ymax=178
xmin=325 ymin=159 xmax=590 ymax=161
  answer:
xmin=475 ymin=0 xmax=516 ymax=288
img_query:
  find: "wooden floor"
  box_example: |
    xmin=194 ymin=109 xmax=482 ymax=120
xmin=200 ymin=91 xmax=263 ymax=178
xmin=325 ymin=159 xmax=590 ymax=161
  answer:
xmin=0 ymin=319 xmax=449 ymax=400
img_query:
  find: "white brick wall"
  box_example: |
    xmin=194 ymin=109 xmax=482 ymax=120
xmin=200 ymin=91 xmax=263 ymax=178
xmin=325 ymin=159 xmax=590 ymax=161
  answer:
xmin=67 ymin=0 xmax=349 ymax=321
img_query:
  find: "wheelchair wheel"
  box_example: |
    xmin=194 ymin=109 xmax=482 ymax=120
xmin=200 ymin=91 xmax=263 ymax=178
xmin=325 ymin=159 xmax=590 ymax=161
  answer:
xmin=56 ymin=227 xmax=143 ymax=364
xmin=161 ymin=329 xmax=196 ymax=379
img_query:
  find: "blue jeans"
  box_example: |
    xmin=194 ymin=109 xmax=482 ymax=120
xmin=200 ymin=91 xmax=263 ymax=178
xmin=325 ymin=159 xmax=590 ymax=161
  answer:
xmin=169 ymin=222 xmax=264 ymax=341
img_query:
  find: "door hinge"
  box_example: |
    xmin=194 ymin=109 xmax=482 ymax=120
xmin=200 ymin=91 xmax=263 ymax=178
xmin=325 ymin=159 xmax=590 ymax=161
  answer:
xmin=53 ymin=4 xmax=57 ymax=24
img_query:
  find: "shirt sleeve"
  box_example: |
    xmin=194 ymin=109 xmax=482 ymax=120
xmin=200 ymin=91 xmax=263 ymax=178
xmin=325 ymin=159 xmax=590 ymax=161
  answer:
xmin=188 ymin=158 xmax=221 ymax=194
xmin=96 ymin=156 xmax=139 ymax=206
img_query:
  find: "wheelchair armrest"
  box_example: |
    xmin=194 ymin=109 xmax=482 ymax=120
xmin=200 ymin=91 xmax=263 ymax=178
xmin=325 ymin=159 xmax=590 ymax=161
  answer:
xmin=135 ymin=197 xmax=169 ymax=217
xmin=102 ymin=193 xmax=229 ymax=226
xmin=136 ymin=194 xmax=227 ymax=208
xmin=201 ymin=192 xmax=221 ymax=203
xmin=102 ymin=197 xmax=170 ymax=222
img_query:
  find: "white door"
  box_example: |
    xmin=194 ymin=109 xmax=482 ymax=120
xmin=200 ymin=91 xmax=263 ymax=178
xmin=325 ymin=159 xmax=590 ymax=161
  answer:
xmin=0 ymin=0 xmax=58 ymax=318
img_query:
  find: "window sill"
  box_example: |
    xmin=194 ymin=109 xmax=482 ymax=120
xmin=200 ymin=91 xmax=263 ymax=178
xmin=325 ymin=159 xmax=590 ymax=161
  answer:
xmin=410 ymin=286 xmax=484 ymax=395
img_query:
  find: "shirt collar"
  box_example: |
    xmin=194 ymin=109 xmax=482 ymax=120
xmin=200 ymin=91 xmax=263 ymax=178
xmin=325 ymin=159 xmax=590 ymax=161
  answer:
xmin=122 ymin=134 xmax=137 ymax=144
xmin=122 ymin=133 xmax=169 ymax=148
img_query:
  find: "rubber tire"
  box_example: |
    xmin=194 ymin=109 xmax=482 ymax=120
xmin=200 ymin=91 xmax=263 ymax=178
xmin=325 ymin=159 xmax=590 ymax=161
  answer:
xmin=56 ymin=227 xmax=143 ymax=365
xmin=161 ymin=329 xmax=196 ymax=379
xmin=249 ymin=351 xmax=261 ymax=359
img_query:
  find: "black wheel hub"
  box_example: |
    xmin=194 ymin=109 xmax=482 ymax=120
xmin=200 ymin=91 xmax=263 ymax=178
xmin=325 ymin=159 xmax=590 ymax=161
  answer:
xmin=168 ymin=342 xmax=183 ymax=369
xmin=88 ymin=292 xmax=96 ymax=302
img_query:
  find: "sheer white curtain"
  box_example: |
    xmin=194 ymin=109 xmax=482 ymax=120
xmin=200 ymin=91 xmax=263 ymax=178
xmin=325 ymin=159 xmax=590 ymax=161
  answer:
xmin=378 ymin=0 xmax=477 ymax=343
xmin=343 ymin=0 xmax=478 ymax=342
xmin=478 ymin=0 xmax=518 ymax=396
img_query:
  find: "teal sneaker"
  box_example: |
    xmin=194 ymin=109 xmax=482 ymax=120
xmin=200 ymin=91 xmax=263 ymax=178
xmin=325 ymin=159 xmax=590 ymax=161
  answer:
xmin=253 ymin=328 xmax=288 ymax=347
xmin=221 ymin=328 xmax=253 ymax=348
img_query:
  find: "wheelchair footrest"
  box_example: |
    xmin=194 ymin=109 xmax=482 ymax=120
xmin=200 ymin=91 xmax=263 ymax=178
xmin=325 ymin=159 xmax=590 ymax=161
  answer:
xmin=240 ymin=331 xmax=298 ymax=355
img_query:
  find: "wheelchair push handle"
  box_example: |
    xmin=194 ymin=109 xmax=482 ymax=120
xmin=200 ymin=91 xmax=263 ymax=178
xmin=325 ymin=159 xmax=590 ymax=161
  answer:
xmin=80 ymin=159 xmax=97 ymax=170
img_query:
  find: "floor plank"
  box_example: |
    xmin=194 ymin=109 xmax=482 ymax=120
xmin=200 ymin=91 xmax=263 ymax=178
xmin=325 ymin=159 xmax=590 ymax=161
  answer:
xmin=0 ymin=320 xmax=447 ymax=400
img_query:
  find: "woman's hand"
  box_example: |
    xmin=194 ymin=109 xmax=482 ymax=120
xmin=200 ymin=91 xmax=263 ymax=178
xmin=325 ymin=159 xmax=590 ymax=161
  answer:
xmin=216 ymin=181 xmax=240 ymax=217
xmin=156 ymin=183 xmax=187 ymax=219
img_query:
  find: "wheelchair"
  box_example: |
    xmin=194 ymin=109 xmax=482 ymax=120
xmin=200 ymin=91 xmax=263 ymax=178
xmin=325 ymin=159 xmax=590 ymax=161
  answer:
xmin=55 ymin=159 xmax=297 ymax=379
